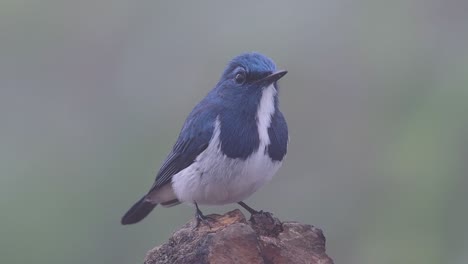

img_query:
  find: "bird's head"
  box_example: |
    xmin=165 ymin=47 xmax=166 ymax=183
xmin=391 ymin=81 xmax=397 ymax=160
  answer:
xmin=214 ymin=52 xmax=287 ymax=100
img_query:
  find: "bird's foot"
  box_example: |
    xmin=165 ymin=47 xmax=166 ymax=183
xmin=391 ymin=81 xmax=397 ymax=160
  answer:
xmin=194 ymin=212 xmax=216 ymax=229
xmin=238 ymin=201 xmax=263 ymax=215
xmin=193 ymin=202 xmax=216 ymax=229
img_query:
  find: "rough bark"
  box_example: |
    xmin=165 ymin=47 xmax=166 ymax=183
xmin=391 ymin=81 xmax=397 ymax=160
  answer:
xmin=144 ymin=209 xmax=334 ymax=264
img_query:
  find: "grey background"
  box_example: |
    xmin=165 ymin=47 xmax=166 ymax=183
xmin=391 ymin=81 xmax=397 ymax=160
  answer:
xmin=1 ymin=1 xmax=467 ymax=263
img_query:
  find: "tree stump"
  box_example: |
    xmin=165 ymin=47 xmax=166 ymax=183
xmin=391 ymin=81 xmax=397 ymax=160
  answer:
xmin=144 ymin=209 xmax=334 ymax=264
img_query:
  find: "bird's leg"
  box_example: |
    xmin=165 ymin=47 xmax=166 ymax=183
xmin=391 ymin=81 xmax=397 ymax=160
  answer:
xmin=238 ymin=201 xmax=263 ymax=215
xmin=194 ymin=201 xmax=215 ymax=228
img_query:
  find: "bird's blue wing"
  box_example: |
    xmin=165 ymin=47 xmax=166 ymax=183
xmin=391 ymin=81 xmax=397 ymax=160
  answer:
xmin=267 ymin=110 xmax=288 ymax=161
xmin=149 ymin=103 xmax=219 ymax=192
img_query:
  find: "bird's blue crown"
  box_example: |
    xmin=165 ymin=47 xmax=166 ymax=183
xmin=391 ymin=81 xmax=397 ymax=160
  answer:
xmin=221 ymin=52 xmax=277 ymax=81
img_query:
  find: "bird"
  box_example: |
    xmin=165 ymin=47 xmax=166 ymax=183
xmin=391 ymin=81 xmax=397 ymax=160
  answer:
xmin=121 ymin=52 xmax=288 ymax=226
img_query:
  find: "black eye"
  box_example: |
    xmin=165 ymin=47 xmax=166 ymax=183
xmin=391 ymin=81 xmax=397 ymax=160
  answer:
xmin=234 ymin=72 xmax=246 ymax=84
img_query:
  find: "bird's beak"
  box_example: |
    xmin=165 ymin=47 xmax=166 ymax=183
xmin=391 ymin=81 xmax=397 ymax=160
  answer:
xmin=258 ymin=70 xmax=288 ymax=85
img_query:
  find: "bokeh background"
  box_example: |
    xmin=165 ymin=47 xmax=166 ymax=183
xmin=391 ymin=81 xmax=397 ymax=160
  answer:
xmin=1 ymin=1 xmax=467 ymax=263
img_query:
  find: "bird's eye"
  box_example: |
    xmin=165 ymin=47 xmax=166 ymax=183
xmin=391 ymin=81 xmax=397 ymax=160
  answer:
xmin=234 ymin=72 xmax=246 ymax=84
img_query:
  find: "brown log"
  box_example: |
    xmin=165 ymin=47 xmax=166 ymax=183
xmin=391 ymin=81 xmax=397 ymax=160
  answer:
xmin=144 ymin=209 xmax=334 ymax=264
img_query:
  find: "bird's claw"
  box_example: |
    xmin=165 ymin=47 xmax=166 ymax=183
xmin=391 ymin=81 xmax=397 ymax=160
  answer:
xmin=194 ymin=214 xmax=216 ymax=229
xmin=193 ymin=202 xmax=216 ymax=229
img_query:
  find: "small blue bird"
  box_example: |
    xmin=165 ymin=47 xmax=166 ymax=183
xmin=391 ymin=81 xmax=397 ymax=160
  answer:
xmin=121 ymin=52 xmax=288 ymax=225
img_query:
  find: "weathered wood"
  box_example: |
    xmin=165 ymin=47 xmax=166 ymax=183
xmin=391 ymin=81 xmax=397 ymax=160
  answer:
xmin=144 ymin=209 xmax=334 ymax=264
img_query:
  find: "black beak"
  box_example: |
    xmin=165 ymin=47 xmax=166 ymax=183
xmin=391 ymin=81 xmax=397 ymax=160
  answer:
xmin=258 ymin=70 xmax=288 ymax=85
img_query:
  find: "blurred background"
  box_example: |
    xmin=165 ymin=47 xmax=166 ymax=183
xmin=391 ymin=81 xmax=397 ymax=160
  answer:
xmin=1 ymin=0 xmax=467 ymax=263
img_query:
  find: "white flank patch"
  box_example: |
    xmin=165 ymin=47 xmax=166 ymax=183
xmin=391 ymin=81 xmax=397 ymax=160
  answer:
xmin=146 ymin=181 xmax=177 ymax=205
xmin=171 ymin=115 xmax=282 ymax=206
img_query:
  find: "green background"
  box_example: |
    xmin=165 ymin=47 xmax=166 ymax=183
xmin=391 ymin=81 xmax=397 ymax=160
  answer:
xmin=1 ymin=1 xmax=467 ymax=263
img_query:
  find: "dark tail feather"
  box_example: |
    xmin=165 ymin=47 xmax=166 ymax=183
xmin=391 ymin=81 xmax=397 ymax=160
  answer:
xmin=121 ymin=196 xmax=157 ymax=225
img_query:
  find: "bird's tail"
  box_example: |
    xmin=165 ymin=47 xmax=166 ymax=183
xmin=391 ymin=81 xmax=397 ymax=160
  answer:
xmin=121 ymin=196 xmax=157 ymax=225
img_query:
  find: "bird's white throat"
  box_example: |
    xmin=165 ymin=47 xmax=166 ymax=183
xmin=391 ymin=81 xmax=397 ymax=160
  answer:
xmin=256 ymin=84 xmax=277 ymax=147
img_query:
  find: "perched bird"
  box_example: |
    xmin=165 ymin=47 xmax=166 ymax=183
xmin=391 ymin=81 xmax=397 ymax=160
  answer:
xmin=121 ymin=52 xmax=288 ymax=225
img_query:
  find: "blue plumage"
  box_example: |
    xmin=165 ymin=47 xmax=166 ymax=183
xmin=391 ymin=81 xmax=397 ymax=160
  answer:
xmin=221 ymin=52 xmax=277 ymax=81
xmin=121 ymin=52 xmax=288 ymax=225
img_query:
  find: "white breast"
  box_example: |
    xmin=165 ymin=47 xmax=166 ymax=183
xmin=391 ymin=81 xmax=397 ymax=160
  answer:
xmin=171 ymin=84 xmax=281 ymax=205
